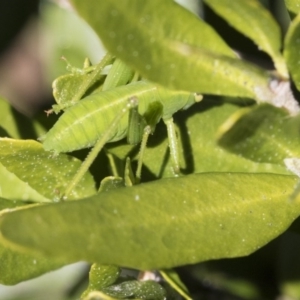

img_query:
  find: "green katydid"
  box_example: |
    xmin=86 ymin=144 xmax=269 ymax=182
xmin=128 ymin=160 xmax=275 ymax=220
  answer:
xmin=42 ymin=56 xmax=202 ymax=199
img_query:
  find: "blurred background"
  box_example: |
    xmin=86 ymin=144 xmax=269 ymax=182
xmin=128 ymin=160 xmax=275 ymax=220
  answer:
xmin=0 ymin=0 xmax=106 ymax=117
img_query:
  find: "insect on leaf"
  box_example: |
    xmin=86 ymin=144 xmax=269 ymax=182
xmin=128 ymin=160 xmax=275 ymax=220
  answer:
xmin=42 ymin=81 xmax=197 ymax=154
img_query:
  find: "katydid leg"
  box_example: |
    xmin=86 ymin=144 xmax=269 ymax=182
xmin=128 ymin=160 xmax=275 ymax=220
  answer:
xmin=135 ymin=125 xmax=152 ymax=183
xmin=127 ymin=104 xmax=146 ymax=145
xmin=164 ymin=117 xmax=180 ymax=175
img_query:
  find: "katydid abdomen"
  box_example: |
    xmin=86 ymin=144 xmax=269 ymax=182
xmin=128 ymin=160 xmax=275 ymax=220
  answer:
xmin=42 ymin=81 xmax=199 ymax=153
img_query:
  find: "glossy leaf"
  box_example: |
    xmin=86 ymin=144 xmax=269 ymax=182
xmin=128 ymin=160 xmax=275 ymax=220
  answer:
xmin=160 ymin=269 xmax=191 ymax=300
xmin=0 ymin=199 xmax=67 ymax=285
xmin=204 ymin=0 xmax=288 ymax=78
xmin=0 ymin=163 xmax=50 ymax=203
xmin=98 ymin=177 xmax=125 ymax=193
xmin=284 ymin=13 xmax=300 ymax=92
xmin=82 ymin=291 xmax=115 ymax=300
xmin=0 ymin=173 xmax=299 ymax=270
xmin=71 ymin=0 xmax=235 ymax=58
xmin=102 ymin=280 xmax=166 ymax=299
xmin=0 ymin=138 xmax=96 ymax=201
xmin=82 ymin=177 xmax=124 ymax=299
xmin=0 ymin=244 xmax=68 ymax=285
xmin=70 ymin=0 xmax=278 ymax=102
xmin=218 ymin=104 xmax=300 ymax=166
xmin=81 ymin=264 xmax=120 ymax=298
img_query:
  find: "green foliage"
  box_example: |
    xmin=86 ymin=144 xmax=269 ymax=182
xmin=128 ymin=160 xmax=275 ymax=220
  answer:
xmin=218 ymin=104 xmax=300 ymax=165
xmin=0 ymin=139 xmax=96 ymax=201
xmin=284 ymin=12 xmax=300 ymax=90
xmin=204 ymin=0 xmax=288 ymax=78
xmin=285 ymin=0 xmax=300 ymax=17
xmin=2 ymin=0 xmax=300 ymax=299
xmin=82 ymin=264 xmax=120 ymax=298
xmin=0 ymin=173 xmax=299 ymax=270
xmin=71 ymin=0 xmax=271 ymax=101
xmin=0 ymin=198 xmax=68 ymax=285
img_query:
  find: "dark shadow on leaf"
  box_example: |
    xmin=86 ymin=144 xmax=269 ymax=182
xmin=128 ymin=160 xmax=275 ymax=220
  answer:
xmin=11 ymin=107 xmax=37 ymax=139
xmin=0 ymin=126 xmax=11 ymax=137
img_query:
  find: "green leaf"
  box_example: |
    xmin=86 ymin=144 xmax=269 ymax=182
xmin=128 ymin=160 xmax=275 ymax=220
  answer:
xmin=217 ymin=104 xmax=300 ymax=166
xmin=0 ymin=138 xmax=96 ymax=201
xmin=160 ymin=269 xmax=191 ymax=300
xmin=82 ymin=290 xmax=115 ymax=300
xmin=0 ymin=173 xmax=299 ymax=269
xmin=0 ymin=96 xmax=48 ymax=140
xmin=98 ymin=177 xmax=125 ymax=193
xmin=204 ymin=0 xmax=288 ymax=78
xmin=284 ymin=0 xmax=300 ymax=17
xmin=0 ymin=199 xmax=67 ymax=285
xmin=82 ymin=264 xmax=120 ymax=298
xmin=0 ymin=97 xmax=20 ymax=138
xmin=0 ymin=163 xmax=51 ymax=203
xmin=102 ymin=280 xmax=166 ymax=299
xmin=0 ymin=245 xmax=67 ymax=285
xmin=0 ymin=198 xmax=25 ymax=211
xmin=284 ymin=13 xmax=300 ymax=92
xmin=71 ymin=0 xmax=235 ymax=58
xmin=70 ymin=0 xmax=276 ymax=102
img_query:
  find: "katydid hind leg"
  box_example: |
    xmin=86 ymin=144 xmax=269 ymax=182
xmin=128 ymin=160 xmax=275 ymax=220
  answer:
xmin=124 ymin=157 xmax=135 ymax=187
xmin=127 ymin=100 xmax=163 ymax=145
xmin=164 ymin=117 xmax=180 ymax=175
xmin=135 ymin=125 xmax=152 ymax=183
xmin=127 ymin=104 xmax=147 ymax=145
